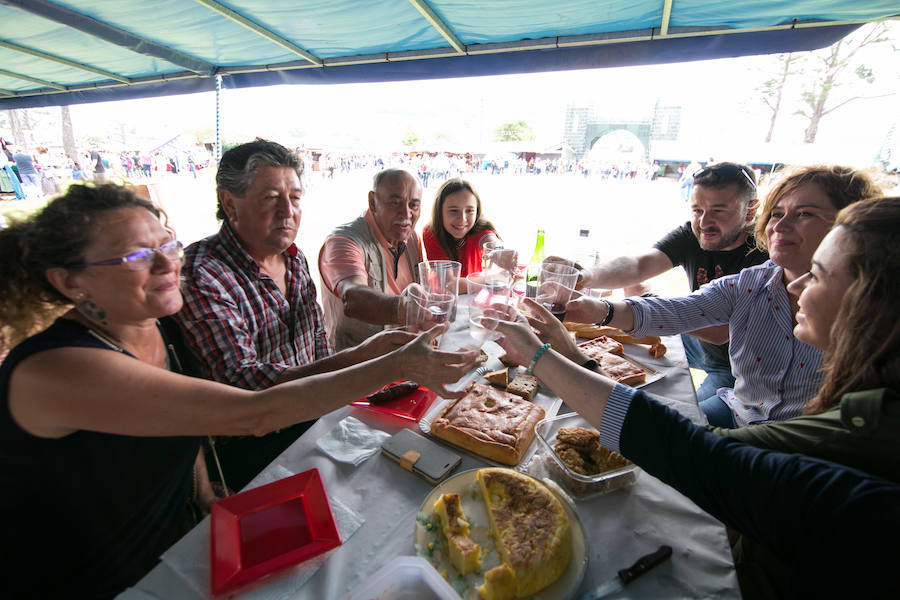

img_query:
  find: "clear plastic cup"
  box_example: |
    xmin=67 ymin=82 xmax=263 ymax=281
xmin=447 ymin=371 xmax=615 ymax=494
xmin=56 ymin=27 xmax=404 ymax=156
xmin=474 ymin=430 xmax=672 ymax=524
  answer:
xmin=417 ymin=260 xmax=461 ymax=322
xmin=466 ymin=271 xmax=514 ymax=320
xmin=468 ymin=313 xmax=502 ymax=346
xmin=402 ymin=284 xmax=454 ymax=347
xmin=481 ymin=240 xmax=503 ymax=271
xmin=537 ymin=263 xmax=579 ymax=321
xmin=483 ymin=243 xmax=518 ymax=275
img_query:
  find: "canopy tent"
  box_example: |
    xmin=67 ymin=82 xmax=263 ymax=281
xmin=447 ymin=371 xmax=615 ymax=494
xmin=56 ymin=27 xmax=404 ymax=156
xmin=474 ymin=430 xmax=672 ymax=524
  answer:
xmin=1 ymin=0 xmax=897 ymax=110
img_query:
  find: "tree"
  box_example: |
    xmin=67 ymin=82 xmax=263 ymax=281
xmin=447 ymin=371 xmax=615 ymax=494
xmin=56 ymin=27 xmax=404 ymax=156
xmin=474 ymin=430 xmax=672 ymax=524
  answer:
xmin=401 ymin=126 xmax=419 ymax=147
xmin=7 ymin=109 xmax=27 ymax=145
xmin=758 ymin=53 xmax=799 ymax=143
xmin=61 ymin=106 xmax=77 ymax=160
xmin=493 ymin=120 xmax=535 ymax=142
xmin=796 ymin=22 xmax=894 ymax=144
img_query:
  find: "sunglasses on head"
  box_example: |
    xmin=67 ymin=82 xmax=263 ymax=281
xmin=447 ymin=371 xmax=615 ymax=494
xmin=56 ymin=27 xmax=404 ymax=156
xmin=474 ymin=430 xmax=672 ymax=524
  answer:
xmin=693 ymin=164 xmax=757 ymax=190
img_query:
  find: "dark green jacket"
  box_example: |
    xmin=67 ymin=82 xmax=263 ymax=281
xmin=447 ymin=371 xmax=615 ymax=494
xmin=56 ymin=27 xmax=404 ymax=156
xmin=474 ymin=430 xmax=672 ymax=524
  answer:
xmin=710 ymin=388 xmax=900 ymax=482
xmin=709 ymin=388 xmax=899 ymax=599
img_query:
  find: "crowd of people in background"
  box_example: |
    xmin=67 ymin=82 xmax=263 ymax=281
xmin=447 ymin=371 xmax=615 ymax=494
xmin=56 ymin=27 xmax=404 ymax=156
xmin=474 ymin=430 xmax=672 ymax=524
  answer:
xmin=303 ymin=148 xmax=666 ymax=186
xmin=0 ymin=137 xmax=211 ymax=200
xmin=4 ymin=136 xmax=725 ymax=207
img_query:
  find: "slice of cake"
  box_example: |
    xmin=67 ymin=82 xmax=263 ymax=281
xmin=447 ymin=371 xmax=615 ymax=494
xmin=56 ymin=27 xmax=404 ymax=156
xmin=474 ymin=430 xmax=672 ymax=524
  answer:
xmin=598 ymin=353 xmax=646 ymax=386
xmin=498 ymin=353 xmax=519 ymax=368
xmin=433 ymin=493 xmax=482 ymax=575
xmin=478 ymin=563 xmax=517 ymax=600
xmin=578 ymin=335 xmax=625 ymax=357
xmin=448 ymin=533 xmax=482 ymax=575
xmin=476 ymin=468 xmax=571 ymax=598
xmin=434 ymin=493 xmax=469 ymax=537
xmin=483 ymin=368 xmax=509 ymax=388
xmin=507 ymin=373 xmax=538 ymax=402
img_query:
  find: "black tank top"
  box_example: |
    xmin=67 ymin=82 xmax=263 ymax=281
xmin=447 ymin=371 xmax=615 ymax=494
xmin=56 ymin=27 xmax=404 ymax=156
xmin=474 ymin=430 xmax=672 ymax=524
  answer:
xmin=0 ymin=318 xmax=200 ymax=598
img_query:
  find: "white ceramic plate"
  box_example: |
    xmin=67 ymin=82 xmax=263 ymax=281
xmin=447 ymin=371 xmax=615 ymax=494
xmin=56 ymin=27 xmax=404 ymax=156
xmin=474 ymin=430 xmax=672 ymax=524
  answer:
xmin=413 ymin=468 xmax=588 ymax=600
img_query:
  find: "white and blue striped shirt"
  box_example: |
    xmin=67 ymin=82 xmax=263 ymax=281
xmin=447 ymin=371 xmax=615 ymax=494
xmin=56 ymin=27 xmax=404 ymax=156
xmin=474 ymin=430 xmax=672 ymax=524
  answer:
xmin=627 ymin=261 xmax=823 ymax=426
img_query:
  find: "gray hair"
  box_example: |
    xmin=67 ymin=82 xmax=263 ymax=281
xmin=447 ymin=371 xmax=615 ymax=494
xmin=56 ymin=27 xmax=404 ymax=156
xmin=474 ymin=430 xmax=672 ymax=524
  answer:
xmin=215 ymin=140 xmax=305 ymax=221
xmin=371 ymin=168 xmax=418 ymax=194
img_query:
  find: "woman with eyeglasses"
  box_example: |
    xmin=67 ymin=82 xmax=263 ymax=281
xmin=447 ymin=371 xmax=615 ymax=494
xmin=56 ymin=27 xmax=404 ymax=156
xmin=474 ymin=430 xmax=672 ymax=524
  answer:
xmin=486 ymin=196 xmax=900 ymax=599
xmin=0 ymin=184 xmax=476 ymax=598
xmin=564 ymin=165 xmax=881 ymax=427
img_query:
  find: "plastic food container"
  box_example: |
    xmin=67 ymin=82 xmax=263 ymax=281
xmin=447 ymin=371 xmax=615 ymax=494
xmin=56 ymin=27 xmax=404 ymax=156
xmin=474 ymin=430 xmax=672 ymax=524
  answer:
xmin=346 ymin=556 xmax=458 ymax=600
xmin=534 ymin=413 xmax=639 ymax=500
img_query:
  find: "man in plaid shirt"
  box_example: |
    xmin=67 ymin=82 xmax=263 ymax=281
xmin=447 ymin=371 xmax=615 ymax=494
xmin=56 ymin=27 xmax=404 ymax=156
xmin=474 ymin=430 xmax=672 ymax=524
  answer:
xmin=177 ymin=140 xmax=415 ymax=489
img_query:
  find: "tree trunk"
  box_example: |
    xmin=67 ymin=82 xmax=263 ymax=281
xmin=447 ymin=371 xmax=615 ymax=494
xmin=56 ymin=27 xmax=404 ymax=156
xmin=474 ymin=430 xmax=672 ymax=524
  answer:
xmin=764 ymin=101 xmax=778 ymax=144
xmin=8 ymin=109 xmax=26 ymax=146
xmin=804 ymin=73 xmax=834 ymax=144
xmin=61 ymin=105 xmax=77 ymax=161
xmin=765 ymin=54 xmax=794 ymax=143
xmin=803 ymin=117 xmax=820 ymax=144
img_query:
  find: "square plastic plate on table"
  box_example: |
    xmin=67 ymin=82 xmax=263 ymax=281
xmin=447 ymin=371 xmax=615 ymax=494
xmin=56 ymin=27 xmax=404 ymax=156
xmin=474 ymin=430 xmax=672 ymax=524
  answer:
xmin=351 ymin=382 xmax=438 ymax=422
xmin=210 ymin=468 xmax=341 ymax=596
xmin=575 ymin=340 xmax=665 ymax=389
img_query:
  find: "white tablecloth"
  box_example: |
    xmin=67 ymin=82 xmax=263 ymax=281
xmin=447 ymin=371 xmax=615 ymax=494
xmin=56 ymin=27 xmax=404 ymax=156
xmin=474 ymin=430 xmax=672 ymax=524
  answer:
xmin=124 ymin=303 xmax=739 ymax=600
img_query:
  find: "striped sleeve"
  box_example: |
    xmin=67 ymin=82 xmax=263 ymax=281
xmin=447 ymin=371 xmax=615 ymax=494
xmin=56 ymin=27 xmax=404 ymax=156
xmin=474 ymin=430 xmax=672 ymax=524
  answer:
xmin=626 ymin=275 xmax=736 ymax=337
xmin=598 ymin=383 xmax=637 ymax=453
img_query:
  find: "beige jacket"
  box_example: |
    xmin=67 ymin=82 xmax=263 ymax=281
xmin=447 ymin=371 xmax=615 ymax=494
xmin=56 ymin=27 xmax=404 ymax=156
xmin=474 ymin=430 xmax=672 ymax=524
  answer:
xmin=319 ymin=214 xmax=421 ymax=350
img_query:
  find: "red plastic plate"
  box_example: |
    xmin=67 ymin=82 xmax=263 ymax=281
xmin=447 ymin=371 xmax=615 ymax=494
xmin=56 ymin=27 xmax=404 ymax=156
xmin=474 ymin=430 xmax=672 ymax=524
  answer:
xmin=351 ymin=382 xmax=438 ymax=422
xmin=210 ymin=468 xmax=341 ymax=596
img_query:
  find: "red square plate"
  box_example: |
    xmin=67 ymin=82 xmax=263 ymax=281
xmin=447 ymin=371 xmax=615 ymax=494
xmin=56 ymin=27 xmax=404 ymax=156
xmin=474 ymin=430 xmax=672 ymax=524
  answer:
xmin=210 ymin=468 xmax=341 ymax=596
xmin=351 ymin=382 xmax=437 ymax=422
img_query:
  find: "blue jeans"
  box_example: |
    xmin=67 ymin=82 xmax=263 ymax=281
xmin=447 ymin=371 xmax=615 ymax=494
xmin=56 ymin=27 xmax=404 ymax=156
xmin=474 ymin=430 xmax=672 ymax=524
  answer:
xmin=680 ymin=179 xmax=692 ymax=202
xmin=681 ymin=334 xmax=735 ymax=402
xmin=698 ymin=395 xmax=736 ymax=428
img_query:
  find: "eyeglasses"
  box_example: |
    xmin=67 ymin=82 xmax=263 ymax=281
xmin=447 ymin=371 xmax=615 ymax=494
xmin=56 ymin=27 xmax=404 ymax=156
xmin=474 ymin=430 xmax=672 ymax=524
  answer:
xmin=73 ymin=240 xmax=184 ymax=271
xmin=693 ymin=164 xmax=757 ymax=190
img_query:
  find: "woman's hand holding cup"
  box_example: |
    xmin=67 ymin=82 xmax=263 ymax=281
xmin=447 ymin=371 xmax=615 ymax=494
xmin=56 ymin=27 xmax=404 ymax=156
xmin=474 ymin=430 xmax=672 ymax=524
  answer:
xmin=395 ymin=325 xmax=478 ymax=399
xmin=481 ymin=303 xmax=541 ymax=367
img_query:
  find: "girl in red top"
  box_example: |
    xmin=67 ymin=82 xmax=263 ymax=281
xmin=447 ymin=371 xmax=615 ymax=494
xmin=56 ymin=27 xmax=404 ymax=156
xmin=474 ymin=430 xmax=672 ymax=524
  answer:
xmin=423 ymin=178 xmax=500 ymax=291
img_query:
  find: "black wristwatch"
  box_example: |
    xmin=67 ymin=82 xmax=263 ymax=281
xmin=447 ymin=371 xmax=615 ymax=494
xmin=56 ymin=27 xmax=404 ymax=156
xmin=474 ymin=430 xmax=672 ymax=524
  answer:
xmin=597 ymin=299 xmax=614 ymax=326
xmin=581 ymin=358 xmax=599 ymax=371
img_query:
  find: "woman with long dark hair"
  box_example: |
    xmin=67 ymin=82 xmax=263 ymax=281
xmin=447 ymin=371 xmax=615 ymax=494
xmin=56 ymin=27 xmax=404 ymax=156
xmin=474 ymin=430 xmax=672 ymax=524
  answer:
xmin=422 ymin=178 xmax=501 ymax=282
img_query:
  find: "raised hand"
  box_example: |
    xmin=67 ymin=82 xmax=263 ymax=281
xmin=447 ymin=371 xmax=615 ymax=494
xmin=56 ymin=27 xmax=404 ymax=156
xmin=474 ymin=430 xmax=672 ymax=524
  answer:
xmin=544 ymin=256 xmax=586 ymax=289
xmin=482 ymin=307 xmax=542 ymax=367
xmin=564 ymin=295 xmax=609 ymax=324
xmin=520 ymin=298 xmax=583 ymax=363
xmin=356 ymin=328 xmax=417 ymax=361
xmin=396 ymin=325 xmax=479 ymax=398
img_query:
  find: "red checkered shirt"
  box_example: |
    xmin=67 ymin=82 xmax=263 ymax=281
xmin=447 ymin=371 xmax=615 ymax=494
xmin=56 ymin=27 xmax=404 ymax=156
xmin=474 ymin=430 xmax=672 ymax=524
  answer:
xmin=176 ymin=222 xmax=332 ymax=390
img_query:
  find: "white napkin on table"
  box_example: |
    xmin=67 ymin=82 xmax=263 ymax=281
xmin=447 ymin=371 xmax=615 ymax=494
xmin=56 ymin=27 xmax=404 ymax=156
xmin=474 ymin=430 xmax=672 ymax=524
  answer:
xmin=160 ymin=465 xmax=365 ymax=599
xmin=315 ymin=416 xmax=391 ymax=466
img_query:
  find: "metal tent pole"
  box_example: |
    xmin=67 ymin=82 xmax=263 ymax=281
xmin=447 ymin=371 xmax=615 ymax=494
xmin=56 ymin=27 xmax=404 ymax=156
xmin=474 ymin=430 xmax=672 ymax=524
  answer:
xmin=215 ymin=74 xmax=222 ymax=163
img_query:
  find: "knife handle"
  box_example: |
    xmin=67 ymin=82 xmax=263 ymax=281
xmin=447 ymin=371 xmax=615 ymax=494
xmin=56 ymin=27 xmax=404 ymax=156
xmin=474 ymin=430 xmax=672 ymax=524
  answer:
xmin=618 ymin=545 xmax=672 ymax=584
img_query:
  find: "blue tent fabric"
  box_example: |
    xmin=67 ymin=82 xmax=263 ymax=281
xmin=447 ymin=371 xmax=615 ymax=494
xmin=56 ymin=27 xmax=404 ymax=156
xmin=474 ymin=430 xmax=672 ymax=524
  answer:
xmin=0 ymin=0 xmax=896 ymax=109
xmin=224 ymin=25 xmax=860 ymax=87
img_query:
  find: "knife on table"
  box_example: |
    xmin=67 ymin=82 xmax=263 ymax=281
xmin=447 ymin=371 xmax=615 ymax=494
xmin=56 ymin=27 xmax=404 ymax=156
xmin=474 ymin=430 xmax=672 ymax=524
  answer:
xmin=578 ymin=545 xmax=673 ymax=600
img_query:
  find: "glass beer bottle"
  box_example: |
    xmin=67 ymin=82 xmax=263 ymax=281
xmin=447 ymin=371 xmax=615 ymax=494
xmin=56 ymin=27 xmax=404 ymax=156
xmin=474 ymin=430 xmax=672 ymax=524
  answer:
xmin=525 ymin=229 xmax=545 ymax=298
